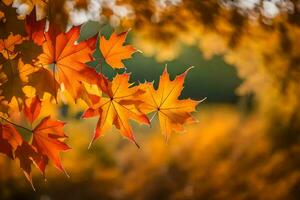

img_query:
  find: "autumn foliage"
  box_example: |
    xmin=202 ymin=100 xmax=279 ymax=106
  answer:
xmin=0 ymin=1 xmax=202 ymax=187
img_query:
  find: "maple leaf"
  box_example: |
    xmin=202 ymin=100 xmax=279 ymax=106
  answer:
xmin=0 ymin=3 xmax=26 ymax=44
xmin=25 ymin=6 xmax=46 ymax=46
xmin=99 ymin=31 xmax=137 ymax=69
xmin=14 ymin=140 xmax=47 ymax=189
xmin=0 ymin=124 xmax=14 ymax=158
xmin=82 ymin=73 xmax=150 ymax=147
xmin=0 ymin=58 xmax=34 ymax=104
xmin=0 ymin=33 xmax=23 ymax=60
xmin=27 ymin=67 xmax=59 ymax=98
xmin=0 ymin=58 xmax=37 ymax=110
xmin=32 ymin=116 xmax=70 ymax=173
xmin=0 ymin=122 xmax=44 ymax=187
xmin=0 ymin=123 xmax=32 ymax=180
xmin=36 ymin=26 xmax=98 ymax=99
xmin=24 ymin=96 xmax=42 ymax=125
xmin=0 ymin=6 xmax=43 ymax=64
xmin=0 ymin=123 xmax=22 ymax=152
xmin=139 ymin=67 xmax=202 ymax=140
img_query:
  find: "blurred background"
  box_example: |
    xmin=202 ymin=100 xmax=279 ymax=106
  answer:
xmin=1 ymin=0 xmax=300 ymax=199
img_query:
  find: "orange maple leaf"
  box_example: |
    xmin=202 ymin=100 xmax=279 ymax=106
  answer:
xmin=0 ymin=33 xmax=23 ymax=60
xmin=0 ymin=124 xmax=15 ymax=158
xmin=27 ymin=67 xmax=60 ymax=98
xmin=82 ymin=73 xmax=150 ymax=147
xmin=14 ymin=141 xmax=47 ymax=189
xmin=0 ymin=123 xmax=45 ymax=188
xmin=99 ymin=31 xmax=137 ymax=69
xmin=36 ymin=26 xmax=98 ymax=99
xmin=139 ymin=67 xmax=203 ymax=140
xmin=32 ymin=116 xmax=70 ymax=174
xmin=0 ymin=123 xmax=32 ymax=182
xmin=0 ymin=58 xmax=35 ymax=104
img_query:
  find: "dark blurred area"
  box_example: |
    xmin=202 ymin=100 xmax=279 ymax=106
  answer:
xmin=1 ymin=0 xmax=300 ymax=199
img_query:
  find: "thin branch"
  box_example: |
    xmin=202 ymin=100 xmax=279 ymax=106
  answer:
xmin=0 ymin=117 xmax=33 ymax=133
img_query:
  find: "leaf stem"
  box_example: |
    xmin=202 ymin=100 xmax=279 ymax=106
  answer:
xmin=0 ymin=117 xmax=33 ymax=133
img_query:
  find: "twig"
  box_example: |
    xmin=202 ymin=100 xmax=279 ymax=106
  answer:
xmin=0 ymin=117 xmax=32 ymax=133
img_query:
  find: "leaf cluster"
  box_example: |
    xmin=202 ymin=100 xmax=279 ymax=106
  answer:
xmin=0 ymin=1 xmax=203 ymax=188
